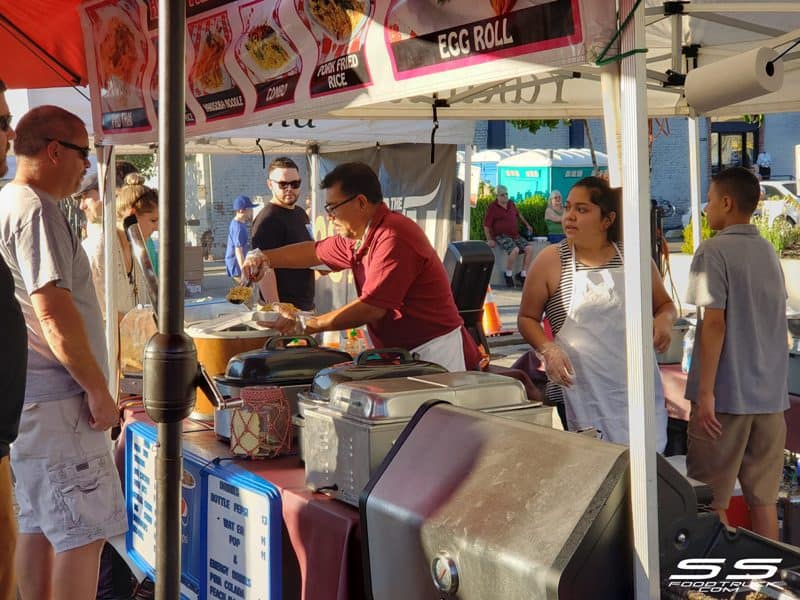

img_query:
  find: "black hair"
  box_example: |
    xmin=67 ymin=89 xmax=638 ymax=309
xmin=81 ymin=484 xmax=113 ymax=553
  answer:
xmin=572 ymin=175 xmax=622 ymax=242
xmin=115 ymin=160 xmax=139 ymax=187
xmin=320 ymin=162 xmax=383 ymax=205
xmin=712 ymin=166 xmax=761 ymax=215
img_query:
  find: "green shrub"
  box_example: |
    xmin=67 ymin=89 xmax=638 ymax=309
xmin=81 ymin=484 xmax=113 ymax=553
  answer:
xmin=469 ymin=185 xmax=549 ymax=240
xmin=681 ymin=214 xmax=715 ymax=253
xmin=752 ymin=214 xmax=800 ymax=255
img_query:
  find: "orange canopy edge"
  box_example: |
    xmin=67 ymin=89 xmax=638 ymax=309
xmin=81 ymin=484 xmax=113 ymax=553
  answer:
xmin=0 ymin=1 xmax=88 ymax=89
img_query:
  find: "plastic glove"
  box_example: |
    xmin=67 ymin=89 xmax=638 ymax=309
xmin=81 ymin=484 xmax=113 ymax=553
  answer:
xmin=539 ymin=342 xmax=575 ymax=388
xmin=241 ymin=249 xmax=268 ymax=283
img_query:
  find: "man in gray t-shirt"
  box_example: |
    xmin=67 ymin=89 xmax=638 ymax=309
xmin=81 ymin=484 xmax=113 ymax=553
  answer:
xmin=0 ymin=106 xmax=126 ymax=599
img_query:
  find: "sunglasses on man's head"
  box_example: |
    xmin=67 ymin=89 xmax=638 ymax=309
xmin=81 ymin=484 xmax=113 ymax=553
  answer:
xmin=270 ymin=179 xmax=301 ymax=190
xmin=45 ymin=138 xmax=91 ymax=160
xmin=0 ymin=114 xmax=12 ymax=132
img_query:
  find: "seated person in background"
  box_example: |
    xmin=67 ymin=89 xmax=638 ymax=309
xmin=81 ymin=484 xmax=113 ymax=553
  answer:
xmin=684 ymin=166 xmax=788 ymax=540
xmin=756 ymin=151 xmax=772 ymax=180
xmin=544 ymin=189 xmax=565 ymax=237
xmin=483 ymin=185 xmax=534 ymax=288
xmin=517 ymin=176 xmax=675 ymax=449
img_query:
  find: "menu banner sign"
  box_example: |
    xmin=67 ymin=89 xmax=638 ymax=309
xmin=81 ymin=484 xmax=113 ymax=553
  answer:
xmin=79 ymin=0 xmax=614 ymax=144
xmin=385 ymin=0 xmax=579 ymax=77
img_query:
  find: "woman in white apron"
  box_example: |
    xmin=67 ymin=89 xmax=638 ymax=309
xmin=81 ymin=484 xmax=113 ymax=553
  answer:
xmin=517 ymin=176 xmax=675 ymax=452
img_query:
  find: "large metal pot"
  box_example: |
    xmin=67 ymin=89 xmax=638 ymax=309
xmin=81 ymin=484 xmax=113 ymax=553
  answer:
xmin=211 ymin=335 xmax=351 ymax=440
xmin=186 ymin=325 xmax=275 ymax=420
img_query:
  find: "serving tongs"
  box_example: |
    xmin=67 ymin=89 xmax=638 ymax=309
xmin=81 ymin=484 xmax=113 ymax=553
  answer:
xmin=123 ymin=214 xmax=159 ymax=320
xmin=197 ymin=363 xmax=243 ymax=411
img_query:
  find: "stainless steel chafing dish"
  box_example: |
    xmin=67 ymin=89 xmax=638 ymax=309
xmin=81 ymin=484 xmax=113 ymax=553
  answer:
xmin=301 ymin=371 xmax=555 ymax=506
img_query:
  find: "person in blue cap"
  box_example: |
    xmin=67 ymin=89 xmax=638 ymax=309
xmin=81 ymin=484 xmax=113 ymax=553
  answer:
xmin=225 ymin=195 xmax=257 ymax=277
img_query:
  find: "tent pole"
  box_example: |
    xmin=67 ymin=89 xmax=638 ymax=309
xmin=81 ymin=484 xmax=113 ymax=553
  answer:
xmin=99 ymin=147 xmax=118 ymax=399
xmin=688 ymin=116 xmax=703 ymax=251
xmin=309 ymin=145 xmax=320 ymax=232
xmin=145 ymin=2 xmax=197 ymax=600
xmin=463 ymin=144 xmax=472 ymax=241
xmin=619 ymin=0 xmax=660 ymax=597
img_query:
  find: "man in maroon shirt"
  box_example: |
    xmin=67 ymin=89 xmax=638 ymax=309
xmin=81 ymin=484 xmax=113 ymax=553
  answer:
xmin=483 ymin=185 xmax=534 ymax=287
xmin=243 ymin=162 xmax=480 ymax=371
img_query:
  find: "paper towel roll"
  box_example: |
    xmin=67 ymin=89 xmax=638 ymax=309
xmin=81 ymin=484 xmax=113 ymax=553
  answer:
xmin=684 ymin=46 xmax=784 ymax=114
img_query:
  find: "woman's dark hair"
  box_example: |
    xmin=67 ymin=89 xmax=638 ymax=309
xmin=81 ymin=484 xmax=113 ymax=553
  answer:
xmin=572 ymin=175 xmax=622 ymax=242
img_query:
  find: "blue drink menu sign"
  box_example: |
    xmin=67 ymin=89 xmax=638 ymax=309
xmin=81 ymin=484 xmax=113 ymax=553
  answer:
xmin=126 ymin=422 xmax=282 ymax=600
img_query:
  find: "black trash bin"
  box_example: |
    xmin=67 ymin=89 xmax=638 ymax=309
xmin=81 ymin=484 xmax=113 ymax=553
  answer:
xmin=442 ymin=241 xmax=494 ymax=353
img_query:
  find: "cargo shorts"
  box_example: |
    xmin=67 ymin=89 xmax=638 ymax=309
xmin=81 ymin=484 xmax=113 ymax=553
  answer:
xmin=11 ymin=394 xmax=127 ymax=553
xmin=495 ymin=234 xmax=529 ymax=255
xmin=687 ymin=409 xmax=786 ymax=510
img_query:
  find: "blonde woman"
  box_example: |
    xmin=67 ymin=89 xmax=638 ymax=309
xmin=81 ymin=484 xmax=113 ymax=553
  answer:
xmin=84 ymin=173 xmax=159 ymax=321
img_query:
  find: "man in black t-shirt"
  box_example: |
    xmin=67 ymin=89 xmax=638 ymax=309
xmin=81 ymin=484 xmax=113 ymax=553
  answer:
xmin=252 ymin=157 xmax=315 ymax=310
xmin=0 ymin=77 xmax=27 ymax=600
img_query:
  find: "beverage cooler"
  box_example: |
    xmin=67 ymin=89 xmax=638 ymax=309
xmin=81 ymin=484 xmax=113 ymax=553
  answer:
xmin=125 ymin=422 xmax=282 ymax=600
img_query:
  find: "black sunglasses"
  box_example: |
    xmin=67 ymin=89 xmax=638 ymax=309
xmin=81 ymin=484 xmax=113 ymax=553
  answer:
xmin=0 ymin=114 xmax=12 ymax=133
xmin=45 ymin=138 xmax=91 ymax=160
xmin=269 ymin=179 xmax=301 ymax=190
xmin=324 ymin=194 xmax=359 ymax=215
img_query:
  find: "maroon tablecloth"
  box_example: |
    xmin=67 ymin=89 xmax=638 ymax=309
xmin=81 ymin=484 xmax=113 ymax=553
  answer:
xmin=659 ymin=364 xmax=800 ymax=452
xmin=120 ymin=409 xmax=364 ymax=600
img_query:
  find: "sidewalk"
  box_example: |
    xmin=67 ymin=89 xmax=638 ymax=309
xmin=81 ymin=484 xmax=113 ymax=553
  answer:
xmin=199 ymin=260 xmax=531 ymax=367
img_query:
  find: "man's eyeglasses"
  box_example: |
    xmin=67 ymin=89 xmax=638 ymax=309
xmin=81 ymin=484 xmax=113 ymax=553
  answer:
xmin=269 ymin=179 xmax=301 ymax=190
xmin=324 ymin=194 xmax=359 ymax=215
xmin=0 ymin=114 xmax=12 ymax=133
xmin=45 ymin=138 xmax=91 ymax=160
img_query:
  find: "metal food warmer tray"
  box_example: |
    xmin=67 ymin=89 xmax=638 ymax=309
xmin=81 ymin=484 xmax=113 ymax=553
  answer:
xmin=300 ymin=371 xmax=554 ymax=506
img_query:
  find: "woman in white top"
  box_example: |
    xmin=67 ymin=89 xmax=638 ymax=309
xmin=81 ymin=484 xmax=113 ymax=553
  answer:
xmin=85 ymin=173 xmax=159 ymax=321
xmin=517 ymin=176 xmax=675 ymax=451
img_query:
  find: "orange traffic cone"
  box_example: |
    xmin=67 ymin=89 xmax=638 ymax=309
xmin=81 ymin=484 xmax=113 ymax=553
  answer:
xmin=482 ymin=285 xmax=503 ymax=336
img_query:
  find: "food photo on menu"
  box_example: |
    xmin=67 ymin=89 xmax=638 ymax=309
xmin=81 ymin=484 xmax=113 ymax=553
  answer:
xmin=385 ymin=0 xmax=578 ymax=76
xmin=188 ymin=11 xmax=246 ymax=121
xmin=234 ymin=0 xmax=302 ymax=110
xmin=84 ymin=0 xmax=152 ymax=132
xmin=295 ymin=0 xmax=374 ymax=96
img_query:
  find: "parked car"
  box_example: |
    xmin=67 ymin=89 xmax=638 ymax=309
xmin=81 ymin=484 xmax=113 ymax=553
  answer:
xmin=681 ymin=179 xmax=798 ymax=227
xmin=760 ymin=179 xmax=798 ymax=225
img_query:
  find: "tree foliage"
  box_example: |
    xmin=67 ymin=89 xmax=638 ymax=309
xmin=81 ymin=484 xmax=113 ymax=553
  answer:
xmin=117 ymin=154 xmax=156 ymax=179
xmin=509 ymin=119 xmax=569 ymax=135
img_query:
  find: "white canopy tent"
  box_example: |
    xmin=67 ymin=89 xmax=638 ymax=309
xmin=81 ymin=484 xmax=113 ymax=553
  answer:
xmin=7 ymin=1 xmax=800 ymax=596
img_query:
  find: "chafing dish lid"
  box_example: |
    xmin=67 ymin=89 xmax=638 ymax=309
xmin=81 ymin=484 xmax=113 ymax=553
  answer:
xmin=310 ymin=347 xmax=448 ymax=401
xmin=216 ymin=335 xmax=351 ymax=386
xmin=329 ymin=371 xmax=528 ymax=419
